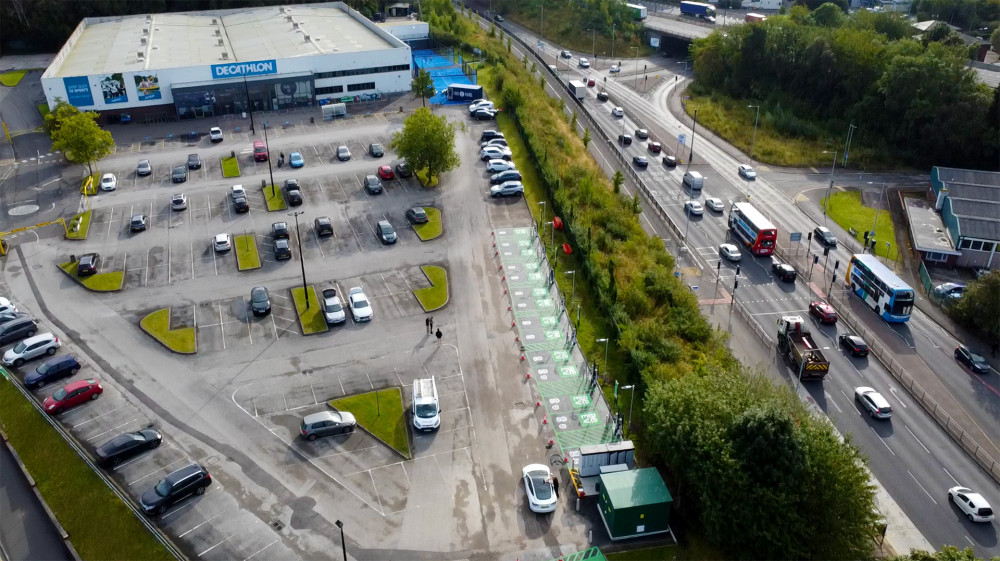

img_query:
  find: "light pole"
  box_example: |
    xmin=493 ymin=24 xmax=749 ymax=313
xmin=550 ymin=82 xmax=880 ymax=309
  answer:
xmin=587 ymin=28 xmax=596 ymax=60
xmin=747 ymin=104 xmax=760 ymax=162
xmin=335 ymin=520 xmax=346 ymax=561
xmin=289 ymin=210 xmax=308 ymax=308
xmin=545 ymin=221 xmax=554 ymax=253
xmin=611 ymin=24 xmax=615 ymax=60
xmin=596 ymin=338 xmax=610 ymax=380
xmin=565 ymin=270 xmax=576 ymax=306
xmin=263 ymin=122 xmax=275 ymax=192
xmin=621 ymin=384 xmax=635 ymax=438
xmin=537 ymin=201 xmax=546 ymax=232
xmin=843 ymin=122 xmax=856 ymax=168
xmin=821 ymin=150 xmax=838 ymax=225
xmin=633 ymin=46 xmax=639 ymax=89
xmin=867 ymin=180 xmax=887 ymax=253
xmin=242 ymin=73 xmax=255 ymax=134
xmin=686 ymin=108 xmax=698 ymax=169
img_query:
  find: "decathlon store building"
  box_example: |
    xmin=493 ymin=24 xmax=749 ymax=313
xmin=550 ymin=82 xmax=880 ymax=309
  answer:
xmin=41 ymin=2 xmax=413 ymax=122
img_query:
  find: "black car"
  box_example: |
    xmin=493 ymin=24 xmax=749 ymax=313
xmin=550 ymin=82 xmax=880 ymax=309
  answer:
xmin=250 ymin=286 xmax=271 ymax=317
xmin=480 ymin=130 xmax=504 ymax=142
xmin=284 ymin=179 xmax=303 ymax=206
xmin=618 ymin=134 xmax=632 ymax=146
xmin=597 ymin=91 xmax=609 ymax=102
xmin=130 ymin=214 xmax=147 ymax=233
xmin=140 ymin=463 xmax=212 ymax=515
xmin=272 ymin=222 xmax=289 ymax=240
xmin=95 ymin=428 xmax=162 ymax=468
xmin=473 ymin=109 xmax=496 ymax=121
xmin=77 ymin=252 xmax=101 ymax=276
xmin=634 ymin=128 xmax=649 ymax=140
xmin=955 ymin=344 xmax=991 ymax=374
xmin=363 ymin=175 xmax=383 ymax=195
xmin=274 ymin=239 xmax=292 ymax=260
xmin=662 ymin=155 xmax=678 ymax=167
xmin=560 ymin=50 xmax=572 ymax=58
xmin=633 ymin=156 xmax=648 ymax=168
xmin=315 ymin=216 xmax=334 ymax=237
xmin=171 ymin=166 xmax=187 ymax=183
xmin=24 ymin=355 xmax=81 ymax=389
xmin=0 ymin=317 xmax=36 ymax=346
xmin=490 ymin=170 xmax=523 ymax=184
xmin=186 ymin=153 xmax=202 ymax=170
xmin=839 ymin=334 xmax=870 ymax=358
xmin=376 ymin=220 xmax=397 ymax=244
xmin=395 ymin=162 xmax=413 ymax=178
xmin=494 ymin=13 xmax=504 ymax=21
xmin=369 ymin=143 xmax=384 ymax=157
xmin=813 ymin=226 xmax=837 ymax=247
xmin=772 ymin=262 xmax=796 ymax=282
xmin=233 ymin=196 xmax=249 ymax=213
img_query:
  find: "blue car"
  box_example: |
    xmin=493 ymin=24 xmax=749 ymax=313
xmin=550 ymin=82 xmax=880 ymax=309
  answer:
xmin=289 ymin=152 xmax=304 ymax=168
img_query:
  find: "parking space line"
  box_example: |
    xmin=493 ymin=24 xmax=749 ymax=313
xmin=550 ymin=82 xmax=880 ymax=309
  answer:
xmin=128 ymin=457 xmax=187 ymax=485
xmin=269 ymin=313 xmax=278 ymax=340
xmin=85 ymin=417 xmax=141 ymax=441
xmin=218 ymin=302 xmax=226 ymax=350
xmin=400 ymin=462 xmax=411 ymax=489
xmin=178 ymin=505 xmax=236 ymax=538
xmin=314 ymin=443 xmax=382 ymax=461
xmin=160 ymin=500 xmax=198 ymax=520
xmin=244 ymin=301 xmax=253 ymax=345
xmin=380 ymin=273 xmax=403 ymax=315
xmin=368 ymin=471 xmax=384 ymax=514
xmin=397 ymin=270 xmax=414 ymax=292
xmin=338 ymin=373 xmax=345 ymax=395
xmin=106 ymin=207 xmax=115 ymax=238
xmin=243 ymin=539 xmax=278 ymax=561
xmin=198 ymin=534 xmax=235 ymax=557
xmin=190 ymin=242 xmax=195 ymax=279
xmin=70 ymin=406 xmax=122 ymax=428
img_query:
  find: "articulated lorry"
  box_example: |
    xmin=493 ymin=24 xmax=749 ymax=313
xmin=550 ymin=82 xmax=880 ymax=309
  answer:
xmin=680 ymin=1 xmax=716 ymax=22
xmin=776 ymin=316 xmax=830 ymax=380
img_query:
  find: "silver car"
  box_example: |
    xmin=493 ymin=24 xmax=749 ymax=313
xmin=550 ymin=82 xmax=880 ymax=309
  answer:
xmin=719 ymin=243 xmax=742 ymax=262
xmin=136 ymin=159 xmax=152 ymax=176
xmin=2 ymin=333 xmax=60 ymax=367
xmin=300 ymin=411 xmax=356 ymax=441
xmin=337 ymin=145 xmax=351 ymax=161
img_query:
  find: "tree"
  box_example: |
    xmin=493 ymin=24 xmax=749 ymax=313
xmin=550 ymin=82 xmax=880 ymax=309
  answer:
xmin=812 ymin=2 xmax=846 ymax=26
xmin=50 ymin=111 xmax=114 ymax=175
xmin=583 ymin=126 xmax=592 ymax=147
xmin=950 ymin=270 xmax=1000 ymax=344
xmin=411 ymin=69 xmax=435 ymax=108
xmin=42 ymin=98 xmax=82 ymax=136
xmin=991 ymin=26 xmax=1000 ymax=53
xmin=887 ymin=545 xmax=994 ymax=561
xmin=390 ymin=107 xmax=459 ymax=183
xmin=612 ymin=170 xmax=624 ymax=193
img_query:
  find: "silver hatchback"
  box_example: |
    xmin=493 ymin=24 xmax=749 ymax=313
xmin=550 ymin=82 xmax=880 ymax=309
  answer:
xmin=300 ymin=411 xmax=357 ymax=441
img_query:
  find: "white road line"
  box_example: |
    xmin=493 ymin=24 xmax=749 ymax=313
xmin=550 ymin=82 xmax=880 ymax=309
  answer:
xmin=197 ymin=534 xmax=235 ymax=557
xmin=314 ymin=443 xmax=383 ymax=460
xmin=128 ymin=457 xmax=186 ymax=485
xmin=219 ymin=302 xmax=226 ymax=350
xmin=399 ymin=462 xmax=412 ymax=489
xmin=904 ymin=425 xmax=931 ymax=454
xmin=368 ymin=469 xmax=385 ymax=514
xmin=112 ymin=443 xmax=171 ymax=471
xmin=179 ymin=506 xmax=236 ymax=537
xmin=85 ymin=417 xmax=140 ymax=441
xmin=907 ymin=470 xmax=937 ymax=504
xmin=71 ymin=406 xmax=122 ymax=428
xmin=869 ymin=426 xmax=895 ymax=456
xmin=243 ymin=539 xmax=279 ymax=561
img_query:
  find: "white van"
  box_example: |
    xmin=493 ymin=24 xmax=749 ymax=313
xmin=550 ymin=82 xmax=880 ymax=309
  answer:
xmin=683 ymin=171 xmax=704 ymax=190
xmin=412 ymin=377 xmax=440 ymax=432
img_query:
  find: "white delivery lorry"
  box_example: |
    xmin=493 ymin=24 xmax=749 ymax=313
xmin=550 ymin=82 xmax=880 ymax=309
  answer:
xmin=568 ymin=80 xmax=587 ymax=99
xmin=412 ymin=377 xmax=440 ymax=432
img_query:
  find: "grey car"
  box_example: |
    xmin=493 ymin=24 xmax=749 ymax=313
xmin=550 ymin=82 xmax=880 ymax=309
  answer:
xmin=186 ymin=153 xmax=202 ymax=169
xmin=300 ymin=411 xmax=357 ymax=440
xmin=250 ymin=286 xmax=271 ymax=317
xmin=136 ymin=159 xmax=152 ymax=176
xmin=376 ymin=220 xmax=397 ymax=244
xmin=0 ymin=316 xmax=37 ymax=346
xmin=337 ymin=145 xmax=351 ymax=161
xmin=363 ymin=175 xmax=383 ymax=194
xmin=171 ymin=166 xmax=187 ymax=183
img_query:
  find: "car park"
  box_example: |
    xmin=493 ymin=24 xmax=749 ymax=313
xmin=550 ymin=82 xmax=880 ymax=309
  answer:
xmin=209 ymin=127 xmax=224 ymax=142
xmin=3 ymin=333 xmax=60 ymax=367
xmin=634 ymin=128 xmax=648 ymax=140
xmin=809 ymin=301 xmax=839 ymax=324
xmin=719 ymin=243 xmax=742 ymax=262
xmin=95 ymin=429 xmax=162 ymax=467
xmin=140 ymin=463 xmax=212 ymax=515
xmin=348 ymin=287 xmax=373 ymax=322
xmin=632 ymin=156 xmax=648 ymax=168
xmin=473 ymin=108 xmax=497 ymax=120
xmin=948 ymin=486 xmax=995 ymax=522
xmin=337 ymin=145 xmax=352 ymax=161
xmin=136 ymin=159 xmax=152 ymax=176
xmin=171 ymin=166 xmax=187 ymax=183
xmin=406 ymin=207 xmax=429 ymax=224
xmin=213 ymin=233 xmax=231 ymax=253
xmin=611 ymin=106 xmax=624 ymax=117
xmin=854 ymin=387 xmax=892 ymax=419
xmin=300 ymin=411 xmax=356 ymax=440
xmin=187 ymin=153 xmax=202 ymax=169
xmin=738 ymin=164 xmax=757 ymax=179
xmin=704 ymin=197 xmax=724 ymax=212
xmin=521 ymin=464 xmax=557 ymax=513
xmin=597 ymin=91 xmax=609 ymax=101
xmin=289 ymin=151 xmax=304 ymax=168
xmin=772 ymin=262 xmax=796 ymax=282
xmin=395 ymin=162 xmax=412 ymax=177
xmin=23 ymin=354 xmax=80 ymax=389
xmin=322 ymin=289 xmax=346 ymax=324
xmin=662 ymin=155 xmax=678 ymax=167
xmin=271 ymin=222 xmax=289 ymax=240
xmin=491 ymin=170 xmax=522 ymax=184
xmin=314 ymin=217 xmax=334 ymax=237
xmin=42 ymin=378 xmax=101 ymax=414
xmin=363 ymin=174 xmax=383 ymax=194
xmin=480 ymin=130 xmax=504 ymax=142
xmin=369 ymin=143 xmax=385 ymax=157
xmin=378 ymin=165 xmax=395 ymax=180
xmin=100 ymin=173 xmax=117 ymax=191
xmin=274 ymin=239 xmax=292 ymax=260
xmin=839 ymin=334 xmax=869 ymax=357
xmin=560 ymin=50 xmax=572 ymax=58
xmin=171 ymin=193 xmax=187 ymax=211
xmin=648 ymin=141 xmax=662 ymax=153
xmin=487 ymin=159 xmax=516 ymax=173
xmin=933 ymin=282 xmax=965 ymax=301
xmin=578 ymin=57 xmax=590 ymax=68
xmin=250 ymin=286 xmax=271 ymax=317
xmin=684 ymin=200 xmax=703 ymax=215
xmin=813 ymin=226 xmax=837 ymax=247
xmin=491 ymin=181 xmax=524 ymax=197
xmin=618 ymin=134 xmax=632 ymax=146
xmin=253 ymin=140 xmax=268 ymax=161
xmin=77 ymin=253 xmax=101 ymax=276
xmin=284 ymin=180 xmax=303 ymax=206
xmin=376 ymin=220 xmax=397 ymax=244
xmin=955 ymin=344 xmax=991 ymax=374
xmin=0 ymin=316 xmax=35 ymax=346
xmin=129 ymin=214 xmax=147 ymax=233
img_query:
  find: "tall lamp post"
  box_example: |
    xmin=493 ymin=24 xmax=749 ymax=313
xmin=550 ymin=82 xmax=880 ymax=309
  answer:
xmin=611 ymin=23 xmax=616 ymax=61
xmin=242 ymin=74 xmax=255 ymax=134
xmin=565 ymin=270 xmax=576 ymax=306
xmin=596 ymin=337 xmax=610 ymax=380
xmin=587 ymin=28 xmax=597 ymax=60
xmin=867 ymin=180 xmax=887 ymax=254
xmin=747 ymin=104 xmax=760 ymax=162
xmin=620 ymin=384 xmax=635 ymax=438
xmin=686 ymin=108 xmax=698 ymax=170
xmin=289 ymin=210 xmax=309 ymax=308
xmin=633 ymin=46 xmax=639 ymax=89
xmin=843 ymin=122 xmax=856 ymax=168
xmin=263 ymin=122 xmax=275 ymax=193
xmin=335 ymin=520 xmax=346 ymax=561
xmin=822 ymin=149 xmax=838 ymax=225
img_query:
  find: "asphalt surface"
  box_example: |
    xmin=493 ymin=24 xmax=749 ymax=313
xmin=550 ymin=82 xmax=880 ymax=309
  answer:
xmin=0 ymin=438 xmax=73 ymax=561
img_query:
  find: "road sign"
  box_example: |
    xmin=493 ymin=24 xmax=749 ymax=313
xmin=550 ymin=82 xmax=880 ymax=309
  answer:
xmin=789 ymin=232 xmax=802 ymax=242
xmin=678 ymin=134 xmax=686 ymax=145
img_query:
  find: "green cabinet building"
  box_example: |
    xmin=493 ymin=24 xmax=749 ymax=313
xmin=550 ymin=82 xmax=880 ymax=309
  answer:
xmin=598 ymin=468 xmax=673 ymax=541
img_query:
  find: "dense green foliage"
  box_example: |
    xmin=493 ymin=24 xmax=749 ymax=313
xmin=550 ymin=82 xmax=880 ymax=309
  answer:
xmin=889 ymin=545 xmax=1000 ymax=561
xmin=390 ymin=107 xmax=460 ymax=181
xmin=45 ymin=100 xmax=114 ymax=175
xmin=492 ymin=0 xmax=648 ymax=56
xmin=949 ymin=270 xmax=1000 ymax=344
xmin=910 ymin=0 xmax=1000 ymax=32
xmin=690 ymin=7 xmax=999 ymax=168
xmin=411 ymin=69 xmax=436 ymax=107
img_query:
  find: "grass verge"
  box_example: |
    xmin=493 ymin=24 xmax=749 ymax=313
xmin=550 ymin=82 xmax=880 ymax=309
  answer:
xmin=64 ymin=211 xmax=91 ymax=240
xmin=291 ymin=286 xmax=329 ymax=335
xmin=139 ymin=308 xmax=196 ymax=354
xmin=0 ymin=70 xmax=27 ymax=87
xmin=0 ymin=373 xmax=174 ymax=561
xmin=415 ymin=168 xmax=439 ymax=187
xmin=821 ymin=190 xmax=899 ymax=260
xmin=221 ymin=156 xmax=240 ymax=178
xmin=412 ymin=207 xmax=443 ymax=241
xmin=329 ymin=388 xmax=410 ymax=459
xmin=37 ymin=103 xmax=50 ymax=118
xmin=263 ymin=185 xmax=287 ymax=211
xmin=58 ymin=262 xmax=123 ymax=292
xmin=413 ymin=265 xmax=448 ymax=311
xmin=233 ymin=234 xmax=261 ymax=271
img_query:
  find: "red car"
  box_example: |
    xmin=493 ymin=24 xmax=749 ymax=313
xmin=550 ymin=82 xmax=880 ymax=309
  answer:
xmin=648 ymin=141 xmax=662 ymax=153
xmin=587 ymin=77 xmax=596 ymax=87
xmin=377 ymin=165 xmax=394 ymax=180
xmin=809 ymin=301 xmax=839 ymax=324
xmin=43 ymin=378 xmax=103 ymax=415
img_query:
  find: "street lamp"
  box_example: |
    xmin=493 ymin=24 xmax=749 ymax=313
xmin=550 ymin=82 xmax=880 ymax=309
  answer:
xmin=611 ymin=23 xmax=616 ymax=61
xmin=633 ymin=46 xmax=639 ymax=89
xmin=289 ymin=210 xmax=308 ymax=308
xmin=587 ymin=28 xmax=597 ymax=60
xmin=596 ymin=337 xmax=610 ymax=380
xmin=621 ymin=384 xmax=635 ymax=438
xmin=242 ymin=73 xmax=255 ymax=134
xmin=867 ymin=180 xmax=887 ymax=253
xmin=545 ymin=221 xmax=554 ymax=253
xmin=335 ymin=520 xmax=346 ymax=561
xmin=263 ymin=122 xmax=275 ymax=193
xmin=565 ymin=270 xmax=576 ymax=306
xmin=822 ymin=150 xmax=838 ymax=225
xmin=747 ymin=104 xmax=760 ymax=162
xmin=843 ymin=123 xmax=857 ymax=168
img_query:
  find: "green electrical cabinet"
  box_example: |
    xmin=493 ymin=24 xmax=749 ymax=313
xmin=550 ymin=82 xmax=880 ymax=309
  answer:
xmin=598 ymin=468 xmax=673 ymax=541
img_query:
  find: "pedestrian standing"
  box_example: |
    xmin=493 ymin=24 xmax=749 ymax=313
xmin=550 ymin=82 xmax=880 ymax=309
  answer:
xmin=425 ymin=317 xmax=431 ymax=334
xmin=429 ymin=316 xmax=434 ymax=332
xmin=552 ymin=476 xmax=560 ymax=498
xmin=435 ymin=328 xmax=442 ymax=342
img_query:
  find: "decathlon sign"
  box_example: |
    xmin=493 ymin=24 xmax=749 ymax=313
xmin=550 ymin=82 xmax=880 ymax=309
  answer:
xmin=211 ymin=59 xmax=277 ymax=79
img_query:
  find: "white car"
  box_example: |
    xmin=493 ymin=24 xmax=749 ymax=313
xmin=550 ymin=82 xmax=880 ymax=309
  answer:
xmin=854 ymin=387 xmax=892 ymax=419
xmin=684 ymin=200 xmax=703 ymax=215
xmin=719 ymin=243 xmax=742 ymax=262
xmin=3 ymin=333 xmax=60 ymax=367
xmin=521 ymin=464 xmax=557 ymax=513
xmin=611 ymin=106 xmax=624 ymax=118
xmin=171 ymin=193 xmax=188 ymax=211
xmin=321 ymin=288 xmax=346 ymax=325
xmin=481 ymin=138 xmax=509 ymax=149
xmin=348 ymin=287 xmax=373 ymax=322
xmin=486 ymin=159 xmax=516 ymax=173
xmin=738 ymin=164 xmax=757 ymax=180
xmin=0 ymin=297 xmax=16 ymax=315
xmin=209 ymin=127 xmax=224 ymax=142
xmin=705 ymin=197 xmax=724 ymax=212
xmin=469 ymin=100 xmax=494 ymax=113
xmin=609 ymin=64 xmax=620 ymax=74
xmin=231 ymin=185 xmax=246 ymax=200
xmin=948 ymin=486 xmax=995 ymax=522
xmin=578 ymin=57 xmax=590 ymax=68
xmin=99 ymin=173 xmax=117 ymax=191
xmin=213 ymin=233 xmax=231 ymax=253
xmin=480 ymin=146 xmax=511 ymax=161
xmin=491 ymin=181 xmax=524 ymax=197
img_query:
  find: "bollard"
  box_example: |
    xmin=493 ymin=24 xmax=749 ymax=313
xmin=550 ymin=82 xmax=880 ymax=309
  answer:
xmin=578 ymin=499 xmax=582 ymax=513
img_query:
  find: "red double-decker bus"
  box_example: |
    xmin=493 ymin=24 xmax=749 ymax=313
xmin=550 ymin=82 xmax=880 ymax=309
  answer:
xmin=727 ymin=202 xmax=777 ymax=255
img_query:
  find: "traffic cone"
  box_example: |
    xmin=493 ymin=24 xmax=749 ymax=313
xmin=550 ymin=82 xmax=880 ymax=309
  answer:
xmin=515 ymin=335 xmax=519 ymax=342
xmin=543 ymin=415 xmax=548 ymax=424
xmin=512 ymin=320 xmax=516 ymax=327
xmin=536 ymin=400 xmax=541 ymax=407
xmin=521 ymin=353 xmax=526 ymax=361
xmin=525 ymin=371 xmax=531 ymax=379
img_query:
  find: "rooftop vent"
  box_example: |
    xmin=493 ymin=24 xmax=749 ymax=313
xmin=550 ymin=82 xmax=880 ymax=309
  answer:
xmin=142 ymin=27 xmax=149 ymax=35
xmin=222 ymin=52 xmax=229 ymax=60
xmin=293 ymin=22 xmax=299 ymax=28
xmin=286 ymin=15 xmax=293 ymax=21
xmin=215 ymin=29 xmax=221 ymax=36
xmin=304 ymin=35 xmax=311 ymax=42
xmin=211 ymin=18 xmax=217 ymax=24
xmin=140 ymin=37 xmax=147 ymax=44
xmin=137 ymin=51 xmax=144 ymax=60
xmin=145 ymin=15 xmax=151 ymax=22
xmin=217 ymin=38 xmax=224 ymax=46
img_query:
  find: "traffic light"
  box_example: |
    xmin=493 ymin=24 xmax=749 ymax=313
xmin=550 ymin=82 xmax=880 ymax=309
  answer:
xmin=735 ymin=265 xmax=741 ymax=276
xmin=834 ymin=259 xmax=840 ymax=271
xmin=807 ymin=232 xmax=812 ymax=241
xmin=733 ymin=279 xmax=739 ymax=290
xmin=717 ymin=260 xmax=722 ymax=271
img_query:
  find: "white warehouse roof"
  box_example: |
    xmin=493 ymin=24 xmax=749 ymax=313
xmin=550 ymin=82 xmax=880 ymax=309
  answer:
xmin=45 ymin=2 xmax=399 ymax=78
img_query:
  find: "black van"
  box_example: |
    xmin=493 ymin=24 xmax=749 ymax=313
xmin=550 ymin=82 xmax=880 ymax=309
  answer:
xmin=0 ymin=316 xmax=37 ymax=346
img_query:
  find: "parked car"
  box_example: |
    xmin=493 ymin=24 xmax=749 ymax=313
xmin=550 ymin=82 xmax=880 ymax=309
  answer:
xmin=955 ymin=344 xmax=991 ymax=374
xmin=3 ymin=333 xmax=60 ymax=367
xmin=23 ymin=355 xmax=80 ymax=389
xmin=481 ymin=138 xmax=509 ymax=149
xmin=42 ymin=378 xmax=101 ymax=415
xmin=300 ymin=411 xmax=356 ymax=441
xmin=704 ymin=197 xmax=724 ymax=212
xmin=480 ymin=146 xmax=511 ymax=161
xmin=274 ymin=239 xmax=292 ymax=260
xmin=597 ymin=91 xmax=609 ymax=101
xmin=376 ymin=220 xmax=397 ymax=244
xmin=933 ymin=282 xmax=966 ymax=301
xmin=253 ymin=140 xmax=268 ymax=161
xmin=213 ymin=233 xmax=231 ymax=253
xmin=314 ymin=217 xmax=334 ymax=237
xmin=487 ymin=159 xmax=516 ymax=173
xmin=337 ymin=145 xmax=351 ymax=161
xmin=186 ymin=153 xmax=202 ymax=170
xmin=0 ymin=298 xmax=16 ymax=315
xmin=289 ymin=152 xmax=304 ymax=168
xmin=813 ymin=226 xmax=837 ymax=247
xmin=491 ymin=170 xmax=522 ymax=184
xmin=395 ymin=162 xmax=413 ymax=178
xmin=348 ymin=287 xmax=373 ymax=322
xmin=632 ymin=156 xmax=648 ymax=168
xmin=209 ymin=127 xmax=224 ymax=142
xmin=809 ymin=301 xmax=839 ymax=324
xmin=232 ymin=195 xmax=249 ymax=213
xmin=772 ymin=262 xmax=796 ymax=282
xmin=77 ymin=253 xmax=101 ymax=276
xmin=839 ymin=334 xmax=870 ymax=357
xmin=522 ymin=464 xmax=557 ymax=513
xmin=684 ymin=200 xmax=703 ymax=216
xmin=171 ymin=166 xmax=187 ymax=183
xmin=491 ymin=181 xmax=524 ymax=198
xmin=469 ymin=100 xmax=494 ymax=113
xmin=136 ymin=159 xmax=152 ymax=176
xmin=480 ymin=130 xmax=504 ymax=142
xmin=369 ymin=143 xmax=385 ymax=158
xmin=473 ymin=108 xmax=497 ymax=120
xmin=129 ymin=214 xmax=147 ymax=233
xmin=738 ymin=164 xmax=757 ymax=180
xmin=648 ymin=141 xmax=662 ymax=153
xmin=378 ymin=165 xmax=395 ymax=180
xmin=611 ymin=106 xmax=624 ymax=117
xmin=322 ymin=288 xmax=346 ymax=324
xmin=0 ymin=316 xmax=35 ymax=346
xmin=406 ymin=207 xmax=429 ymax=224
xmin=363 ymin=174 xmax=383 ymax=195
xmin=284 ymin=180 xmax=303 ymax=206
xmin=948 ymin=486 xmax=995 ymax=522
xmin=662 ymin=155 xmax=678 ymax=168
xmin=719 ymin=243 xmax=742 ymax=262
xmin=171 ymin=193 xmax=188 ymax=211
xmin=100 ymin=173 xmax=117 ymax=191
xmin=140 ymin=464 xmax=212 ymax=515
xmin=854 ymin=386 xmax=892 ymax=419
xmin=231 ymin=185 xmax=247 ymax=199
xmin=95 ymin=428 xmax=162 ymax=467
xmin=0 ymin=311 xmax=24 ymax=324
xmin=634 ymin=128 xmax=649 ymax=140
xmin=246 ymin=286 xmax=271 ymax=317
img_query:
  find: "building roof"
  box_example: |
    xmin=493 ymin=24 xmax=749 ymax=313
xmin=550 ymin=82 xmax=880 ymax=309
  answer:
xmin=933 ymin=166 xmax=1000 ymax=243
xmin=45 ymin=2 xmax=401 ymax=78
xmin=903 ymin=197 xmax=961 ymax=255
xmin=969 ymin=61 xmax=1000 ymax=88
xmin=599 ymin=467 xmax=672 ymax=509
